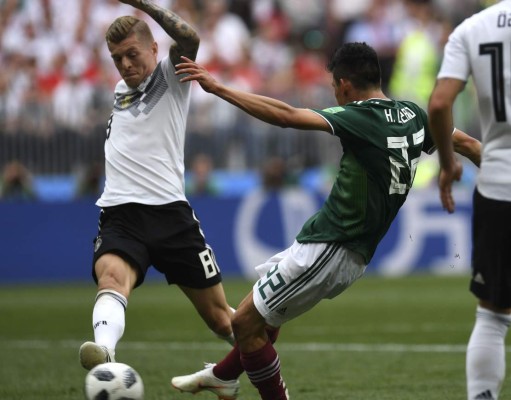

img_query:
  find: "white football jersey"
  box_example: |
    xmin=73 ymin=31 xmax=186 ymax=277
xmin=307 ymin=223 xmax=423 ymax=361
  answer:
xmin=97 ymin=56 xmax=191 ymax=206
xmin=438 ymin=0 xmax=511 ymax=201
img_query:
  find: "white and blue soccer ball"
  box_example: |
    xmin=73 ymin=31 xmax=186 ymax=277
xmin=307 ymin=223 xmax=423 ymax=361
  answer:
xmin=84 ymin=362 xmax=144 ymax=400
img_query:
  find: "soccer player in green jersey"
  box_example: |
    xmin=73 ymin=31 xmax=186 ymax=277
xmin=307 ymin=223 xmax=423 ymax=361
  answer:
xmin=171 ymin=42 xmax=481 ymax=400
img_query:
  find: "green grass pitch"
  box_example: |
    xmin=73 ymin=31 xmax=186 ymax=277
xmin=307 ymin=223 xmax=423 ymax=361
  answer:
xmin=0 ymin=274 xmax=508 ymax=399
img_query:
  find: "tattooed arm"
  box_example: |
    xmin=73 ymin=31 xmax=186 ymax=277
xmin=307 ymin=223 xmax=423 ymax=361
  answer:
xmin=119 ymin=0 xmax=199 ymax=65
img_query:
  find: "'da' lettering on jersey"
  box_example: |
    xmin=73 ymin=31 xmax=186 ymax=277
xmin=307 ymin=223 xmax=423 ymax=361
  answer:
xmin=438 ymin=2 xmax=511 ymax=200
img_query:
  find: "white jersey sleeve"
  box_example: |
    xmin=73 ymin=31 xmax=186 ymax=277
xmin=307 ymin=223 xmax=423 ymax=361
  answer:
xmin=97 ymin=56 xmax=192 ymax=207
xmin=437 ymin=23 xmax=472 ymax=82
xmin=437 ymin=1 xmax=511 ymax=201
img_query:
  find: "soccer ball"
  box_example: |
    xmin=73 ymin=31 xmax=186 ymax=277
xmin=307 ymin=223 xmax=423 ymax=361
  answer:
xmin=84 ymin=362 xmax=144 ymax=400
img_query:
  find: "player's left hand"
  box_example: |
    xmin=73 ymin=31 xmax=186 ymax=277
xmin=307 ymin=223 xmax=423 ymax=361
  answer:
xmin=175 ymin=57 xmax=219 ymax=93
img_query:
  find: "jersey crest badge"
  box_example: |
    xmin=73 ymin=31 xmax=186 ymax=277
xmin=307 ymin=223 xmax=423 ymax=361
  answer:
xmin=119 ymin=95 xmax=135 ymax=109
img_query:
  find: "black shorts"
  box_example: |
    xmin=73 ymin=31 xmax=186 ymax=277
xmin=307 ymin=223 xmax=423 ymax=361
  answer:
xmin=470 ymin=189 xmax=511 ymax=308
xmin=92 ymin=201 xmax=222 ymax=289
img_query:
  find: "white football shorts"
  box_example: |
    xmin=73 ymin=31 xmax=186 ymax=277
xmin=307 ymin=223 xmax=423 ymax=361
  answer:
xmin=252 ymin=240 xmax=366 ymax=327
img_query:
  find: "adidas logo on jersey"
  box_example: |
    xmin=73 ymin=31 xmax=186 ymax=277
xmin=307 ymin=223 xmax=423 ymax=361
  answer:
xmin=475 ymin=389 xmax=494 ymax=399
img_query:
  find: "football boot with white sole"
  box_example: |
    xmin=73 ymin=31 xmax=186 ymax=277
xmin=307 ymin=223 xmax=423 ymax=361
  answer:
xmin=171 ymin=363 xmax=240 ymax=400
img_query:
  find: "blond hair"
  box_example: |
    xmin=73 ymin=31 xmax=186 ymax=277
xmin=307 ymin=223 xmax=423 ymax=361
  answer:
xmin=105 ymin=16 xmax=154 ymax=45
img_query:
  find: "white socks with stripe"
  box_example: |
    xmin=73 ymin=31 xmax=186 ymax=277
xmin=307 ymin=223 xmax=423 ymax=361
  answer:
xmin=92 ymin=289 xmax=128 ymax=357
xmin=466 ymin=305 xmax=511 ymax=400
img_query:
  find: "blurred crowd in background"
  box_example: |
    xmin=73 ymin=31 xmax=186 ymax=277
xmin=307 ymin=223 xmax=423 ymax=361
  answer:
xmin=0 ymin=0 xmax=488 ymax=200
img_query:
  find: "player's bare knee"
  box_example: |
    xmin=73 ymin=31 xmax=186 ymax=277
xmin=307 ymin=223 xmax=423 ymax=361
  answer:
xmin=203 ymin=306 xmax=232 ymax=336
xmin=208 ymin=317 xmax=232 ymax=337
xmin=97 ymin=272 xmax=119 ymax=290
xmin=96 ymin=270 xmax=134 ymax=298
xmin=95 ymin=256 xmax=137 ymax=295
xmin=231 ymin=310 xmax=255 ymax=342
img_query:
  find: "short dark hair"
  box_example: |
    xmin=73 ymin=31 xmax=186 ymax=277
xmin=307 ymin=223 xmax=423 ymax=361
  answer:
xmin=105 ymin=16 xmax=154 ymax=46
xmin=327 ymin=42 xmax=381 ymax=90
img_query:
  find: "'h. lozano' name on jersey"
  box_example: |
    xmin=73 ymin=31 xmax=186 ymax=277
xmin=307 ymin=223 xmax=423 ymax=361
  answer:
xmin=384 ymin=107 xmax=416 ymax=124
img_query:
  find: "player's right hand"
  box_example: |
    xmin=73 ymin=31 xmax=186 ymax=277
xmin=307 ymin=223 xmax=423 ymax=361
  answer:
xmin=438 ymin=159 xmax=463 ymax=213
xmin=175 ymin=56 xmax=219 ymax=94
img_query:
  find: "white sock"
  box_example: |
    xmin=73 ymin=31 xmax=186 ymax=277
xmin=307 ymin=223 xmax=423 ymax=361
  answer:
xmin=215 ymin=332 xmax=236 ymax=346
xmin=213 ymin=307 xmax=236 ymax=346
xmin=92 ymin=289 xmax=128 ymax=356
xmin=466 ymin=306 xmax=511 ymax=400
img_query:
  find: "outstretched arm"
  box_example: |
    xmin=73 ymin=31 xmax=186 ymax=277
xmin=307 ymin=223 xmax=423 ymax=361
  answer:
xmin=119 ymin=0 xmax=199 ymax=65
xmin=428 ymin=77 xmax=470 ymax=213
xmin=176 ymin=57 xmax=331 ymax=132
xmin=453 ymin=128 xmax=481 ymax=168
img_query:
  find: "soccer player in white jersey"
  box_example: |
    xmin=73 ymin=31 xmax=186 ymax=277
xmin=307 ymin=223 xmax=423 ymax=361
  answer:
xmin=169 ymin=43 xmax=481 ymax=400
xmin=78 ymin=0 xmax=235 ymax=372
xmin=428 ymin=2 xmax=511 ymax=399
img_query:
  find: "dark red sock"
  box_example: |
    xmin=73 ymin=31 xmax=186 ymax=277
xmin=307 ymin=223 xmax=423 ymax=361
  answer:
xmin=240 ymin=340 xmax=288 ymax=400
xmin=213 ymin=344 xmax=244 ymax=381
xmin=267 ymin=327 xmax=280 ymax=343
xmin=213 ymin=327 xmax=281 ymax=381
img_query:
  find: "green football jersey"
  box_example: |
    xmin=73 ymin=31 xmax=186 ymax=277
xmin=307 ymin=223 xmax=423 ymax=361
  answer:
xmin=296 ymin=98 xmax=435 ymax=264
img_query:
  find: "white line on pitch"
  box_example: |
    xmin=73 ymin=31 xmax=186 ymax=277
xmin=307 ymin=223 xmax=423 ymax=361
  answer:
xmin=3 ymin=340 xmax=504 ymax=353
